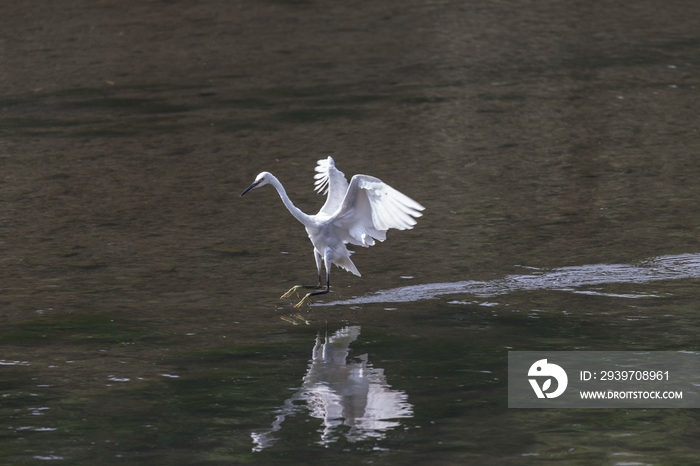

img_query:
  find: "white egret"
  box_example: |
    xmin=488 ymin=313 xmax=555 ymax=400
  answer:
xmin=240 ymin=157 xmax=425 ymax=307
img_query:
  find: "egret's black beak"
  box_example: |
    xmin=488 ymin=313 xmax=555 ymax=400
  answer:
xmin=240 ymin=180 xmax=260 ymax=197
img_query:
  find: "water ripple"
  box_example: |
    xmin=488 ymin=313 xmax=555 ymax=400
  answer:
xmin=323 ymin=253 xmax=700 ymax=306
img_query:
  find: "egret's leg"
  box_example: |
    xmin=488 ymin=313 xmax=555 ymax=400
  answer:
xmin=295 ymin=251 xmax=331 ymax=308
xmin=280 ymin=250 xmax=323 ymax=299
xmin=313 ymin=249 xmax=323 ymax=287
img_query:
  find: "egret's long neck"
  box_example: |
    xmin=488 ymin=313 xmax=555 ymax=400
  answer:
xmin=268 ymin=175 xmax=313 ymax=226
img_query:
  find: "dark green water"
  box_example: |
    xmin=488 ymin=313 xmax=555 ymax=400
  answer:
xmin=1 ymin=0 xmax=700 ymax=464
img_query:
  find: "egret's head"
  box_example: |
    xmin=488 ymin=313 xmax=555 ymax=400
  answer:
xmin=240 ymin=172 xmax=271 ymax=197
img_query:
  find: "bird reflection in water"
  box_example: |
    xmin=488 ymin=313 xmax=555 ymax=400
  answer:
xmin=252 ymin=326 xmax=413 ymax=451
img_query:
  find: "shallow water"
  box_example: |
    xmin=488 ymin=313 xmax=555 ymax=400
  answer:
xmin=325 ymin=253 xmax=700 ymax=305
xmin=1 ymin=0 xmax=700 ymax=464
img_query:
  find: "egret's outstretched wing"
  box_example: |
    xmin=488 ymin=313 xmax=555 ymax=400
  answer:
xmin=314 ymin=156 xmax=349 ymax=217
xmin=331 ymin=175 xmax=424 ymax=247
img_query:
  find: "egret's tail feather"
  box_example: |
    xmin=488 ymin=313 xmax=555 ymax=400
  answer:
xmin=334 ymin=255 xmax=361 ymax=277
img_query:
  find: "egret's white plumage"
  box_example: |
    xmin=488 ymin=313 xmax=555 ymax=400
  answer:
xmin=241 ymin=157 xmax=424 ymax=307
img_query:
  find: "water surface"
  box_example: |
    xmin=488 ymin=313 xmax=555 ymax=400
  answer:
xmin=1 ymin=0 xmax=700 ymax=464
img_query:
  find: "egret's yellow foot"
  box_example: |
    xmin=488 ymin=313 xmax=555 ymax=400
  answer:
xmin=281 ymin=285 xmax=304 ymax=300
xmin=294 ymin=293 xmax=314 ymax=308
